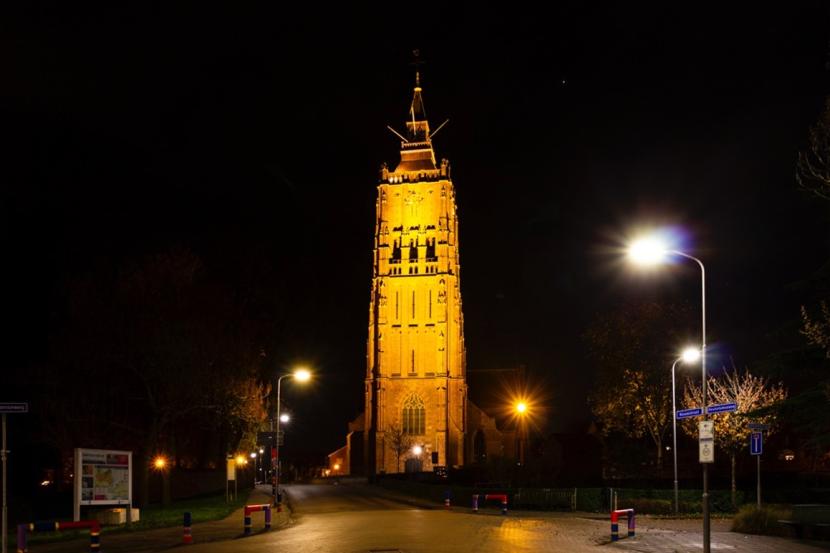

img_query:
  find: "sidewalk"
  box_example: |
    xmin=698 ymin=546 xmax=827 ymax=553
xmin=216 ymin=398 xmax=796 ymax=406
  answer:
xmin=26 ymin=485 xmax=291 ymax=553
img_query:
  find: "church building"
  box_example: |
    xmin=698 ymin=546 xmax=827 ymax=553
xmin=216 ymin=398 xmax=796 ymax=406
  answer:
xmin=330 ymin=70 xmax=512 ymax=476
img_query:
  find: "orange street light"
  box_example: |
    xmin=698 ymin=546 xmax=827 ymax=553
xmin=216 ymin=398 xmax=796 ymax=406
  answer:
xmin=152 ymin=455 xmax=168 ymax=471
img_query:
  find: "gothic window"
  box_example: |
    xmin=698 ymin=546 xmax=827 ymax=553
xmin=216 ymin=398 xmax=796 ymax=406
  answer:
xmin=409 ymin=239 xmax=418 ymax=261
xmin=391 ymin=240 xmax=401 ymax=263
xmin=411 ymin=290 xmax=416 ymax=318
xmin=474 ymin=429 xmax=487 ymax=463
xmin=410 ymin=349 xmax=415 ymax=373
xmin=429 ymin=290 xmax=432 ymax=318
xmin=402 ymin=394 xmax=425 ymax=435
xmin=426 ymin=238 xmax=436 ymax=260
xmin=395 ymin=291 xmax=399 ymax=319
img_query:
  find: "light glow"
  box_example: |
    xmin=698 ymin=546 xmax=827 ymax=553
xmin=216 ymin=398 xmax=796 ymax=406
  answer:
xmin=250 ymin=452 xmax=257 ymax=459
xmin=333 ymin=463 xmax=340 ymax=471
xmin=681 ymin=347 xmax=701 ymax=364
xmin=235 ymin=454 xmax=247 ymax=466
xmin=293 ymin=368 xmax=311 ymax=382
xmin=280 ymin=413 xmax=291 ymax=423
xmin=515 ymin=402 xmax=528 ymax=414
xmin=153 ymin=456 xmax=167 ymax=470
xmin=412 ymin=445 xmax=423 ymax=456
xmin=628 ymin=236 xmax=669 ymax=266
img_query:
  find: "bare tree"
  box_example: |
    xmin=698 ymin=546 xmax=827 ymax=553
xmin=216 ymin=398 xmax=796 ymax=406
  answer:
xmin=682 ymin=368 xmax=786 ymax=508
xmin=386 ymin=423 xmax=412 ymax=473
xmin=797 ymin=98 xmax=830 ymax=200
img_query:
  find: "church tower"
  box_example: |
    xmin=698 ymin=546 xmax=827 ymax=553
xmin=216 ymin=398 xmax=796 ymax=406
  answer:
xmin=364 ymin=72 xmax=467 ymax=475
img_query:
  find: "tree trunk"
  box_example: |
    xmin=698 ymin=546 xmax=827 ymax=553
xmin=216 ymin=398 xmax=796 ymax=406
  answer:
xmin=731 ymin=452 xmax=737 ymax=510
xmin=655 ymin=435 xmax=663 ymax=470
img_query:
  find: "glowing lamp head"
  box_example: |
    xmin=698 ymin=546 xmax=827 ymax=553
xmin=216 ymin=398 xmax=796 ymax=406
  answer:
xmin=333 ymin=463 xmax=340 ymax=471
xmin=515 ymin=402 xmax=528 ymax=414
xmin=259 ymin=448 xmax=264 ymax=454
xmin=235 ymin=454 xmax=247 ymax=466
xmin=628 ymin=236 xmax=669 ymax=266
xmin=293 ymin=368 xmax=311 ymax=383
xmin=250 ymin=452 xmax=257 ymax=459
xmin=153 ymin=456 xmax=167 ymax=470
xmin=280 ymin=413 xmax=291 ymax=423
xmin=681 ymin=347 xmax=701 ymax=364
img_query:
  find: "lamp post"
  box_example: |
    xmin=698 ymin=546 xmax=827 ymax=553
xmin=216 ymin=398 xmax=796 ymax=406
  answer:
xmin=515 ymin=402 xmax=528 ymax=466
xmin=629 ymin=236 xmax=710 ymax=553
xmin=671 ymin=347 xmax=701 ymax=515
xmin=273 ymin=368 xmax=311 ymax=507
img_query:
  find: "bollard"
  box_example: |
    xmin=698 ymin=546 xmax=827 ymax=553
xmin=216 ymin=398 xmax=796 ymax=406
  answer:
xmin=610 ymin=509 xmax=635 ymax=541
xmin=501 ymin=499 xmax=508 ymax=515
xmin=183 ymin=511 xmax=193 ymax=544
xmin=472 ymin=494 xmax=479 ymax=512
xmin=16 ymin=524 xmax=27 ymax=553
xmin=265 ymin=506 xmax=272 ymax=530
xmin=244 ymin=513 xmax=252 ymax=535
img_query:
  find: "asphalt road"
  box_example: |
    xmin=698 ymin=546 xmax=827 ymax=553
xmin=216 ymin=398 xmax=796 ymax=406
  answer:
xmin=28 ymin=481 xmax=830 ymax=553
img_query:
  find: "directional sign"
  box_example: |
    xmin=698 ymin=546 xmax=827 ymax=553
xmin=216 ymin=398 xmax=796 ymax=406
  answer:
xmin=0 ymin=402 xmax=28 ymax=413
xmin=706 ymin=402 xmax=737 ymax=415
xmin=676 ymin=408 xmax=703 ymax=420
xmin=748 ymin=423 xmax=769 ymax=431
xmin=750 ymin=432 xmax=763 ymax=456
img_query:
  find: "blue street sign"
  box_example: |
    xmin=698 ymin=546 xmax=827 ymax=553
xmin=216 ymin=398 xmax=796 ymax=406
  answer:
xmin=706 ymin=402 xmax=738 ymax=414
xmin=0 ymin=402 xmax=28 ymax=414
xmin=750 ymin=432 xmax=763 ymax=455
xmin=676 ymin=408 xmax=703 ymax=419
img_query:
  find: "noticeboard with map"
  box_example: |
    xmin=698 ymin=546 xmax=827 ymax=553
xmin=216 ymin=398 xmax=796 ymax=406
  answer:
xmin=74 ymin=448 xmax=132 ymax=508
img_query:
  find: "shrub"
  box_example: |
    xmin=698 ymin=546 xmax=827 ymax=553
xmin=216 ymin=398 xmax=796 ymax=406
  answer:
xmin=731 ymin=504 xmax=792 ymax=537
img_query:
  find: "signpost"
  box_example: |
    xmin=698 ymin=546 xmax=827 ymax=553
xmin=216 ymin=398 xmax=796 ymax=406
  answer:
xmin=750 ymin=428 xmax=764 ymax=508
xmin=1 ymin=402 xmax=29 ymax=553
xmin=676 ymin=407 xmax=703 ymax=419
xmin=699 ymin=420 xmax=715 ymax=463
xmin=705 ymin=402 xmax=737 ymax=415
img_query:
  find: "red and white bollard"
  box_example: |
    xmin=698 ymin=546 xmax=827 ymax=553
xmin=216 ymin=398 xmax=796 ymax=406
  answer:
xmin=472 ymin=494 xmax=479 ymax=513
xmin=183 ymin=512 xmax=193 ymax=544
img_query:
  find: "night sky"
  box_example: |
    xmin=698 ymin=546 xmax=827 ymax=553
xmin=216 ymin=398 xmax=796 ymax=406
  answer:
xmin=5 ymin=3 xmax=830 ymax=462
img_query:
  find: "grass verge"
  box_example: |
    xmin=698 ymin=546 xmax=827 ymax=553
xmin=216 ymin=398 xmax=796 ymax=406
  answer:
xmin=731 ymin=504 xmax=792 ymax=537
xmin=19 ymin=489 xmax=252 ymax=545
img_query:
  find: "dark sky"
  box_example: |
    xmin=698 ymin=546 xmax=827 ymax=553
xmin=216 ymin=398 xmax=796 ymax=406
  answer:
xmin=4 ymin=3 xmax=830 ymax=461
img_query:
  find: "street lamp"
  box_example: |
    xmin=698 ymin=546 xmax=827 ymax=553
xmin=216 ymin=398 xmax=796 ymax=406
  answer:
xmin=515 ymin=401 xmax=529 ymax=465
xmin=671 ymin=347 xmax=701 ymax=515
xmin=273 ymin=367 xmax=312 ymax=507
xmin=280 ymin=413 xmax=291 ymax=424
xmin=628 ymin=233 xmax=710 ymax=552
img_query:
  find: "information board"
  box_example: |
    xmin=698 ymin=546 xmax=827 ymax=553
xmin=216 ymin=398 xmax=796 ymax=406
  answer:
xmin=74 ymin=448 xmax=132 ymax=520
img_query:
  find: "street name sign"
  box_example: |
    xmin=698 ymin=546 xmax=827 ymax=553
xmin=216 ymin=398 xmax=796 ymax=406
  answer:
xmin=706 ymin=402 xmax=737 ymax=414
xmin=0 ymin=403 xmax=28 ymax=413
xmin=750 ymin=432 xmax=763 ymax=456
xmin=676 ymin=407 xmax=703 ymax=419
xmin=748 ymin=423 xmax=769 ymax=431
xmin=699 ymin=420 xmax=715 ymax=463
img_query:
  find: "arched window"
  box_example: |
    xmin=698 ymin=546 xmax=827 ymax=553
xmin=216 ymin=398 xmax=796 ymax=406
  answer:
xmin=402 ymin=394 xmax=425 ymax=435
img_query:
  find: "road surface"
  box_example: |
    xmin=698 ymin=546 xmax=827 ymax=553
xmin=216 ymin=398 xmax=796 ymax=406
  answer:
xmin=30 ymin=481 xmax=830 ymax=553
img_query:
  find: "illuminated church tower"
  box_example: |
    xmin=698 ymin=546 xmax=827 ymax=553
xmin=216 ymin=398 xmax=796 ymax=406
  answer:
xmin=364 ymin=72 xmax=467 ymax=474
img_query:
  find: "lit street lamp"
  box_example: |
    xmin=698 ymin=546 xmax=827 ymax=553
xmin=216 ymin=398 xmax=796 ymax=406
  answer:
xmin=671 ymin=347 xmax=701 ymax=515
xmin=273 ymin=368 xmax=312 ymax=507
xmin=628 ymin=234 xmax=710 ymax=552
xmin=515 ymin=401 xmax=529 ymax=465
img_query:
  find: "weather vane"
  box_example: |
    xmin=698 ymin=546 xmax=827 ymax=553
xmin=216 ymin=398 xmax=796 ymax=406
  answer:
xmin=410 ymin=49 xmax=425 ymax=86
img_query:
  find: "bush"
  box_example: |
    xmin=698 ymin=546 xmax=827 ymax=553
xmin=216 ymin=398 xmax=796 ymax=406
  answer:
xmin=623 ymin=498 xmax=674 ymax=515
xmin=731 ymin=504 xmax=792 ymax=537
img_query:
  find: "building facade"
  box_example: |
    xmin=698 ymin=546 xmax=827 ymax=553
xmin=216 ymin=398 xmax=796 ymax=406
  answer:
xmin=362 ymin=73 xmax=467 ymax=475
